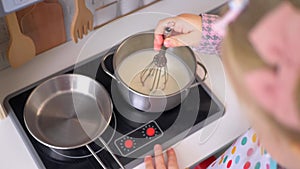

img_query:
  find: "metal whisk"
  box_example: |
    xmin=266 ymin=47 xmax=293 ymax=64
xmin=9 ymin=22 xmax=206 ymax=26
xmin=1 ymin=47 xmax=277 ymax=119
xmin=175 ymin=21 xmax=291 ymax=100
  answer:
xmin=140 ymin=24 xmax=174 ymax=91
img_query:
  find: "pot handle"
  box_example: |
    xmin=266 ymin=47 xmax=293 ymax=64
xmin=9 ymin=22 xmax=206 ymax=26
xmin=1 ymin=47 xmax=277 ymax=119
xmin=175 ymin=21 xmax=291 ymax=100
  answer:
xmin=189 ymin=61 xmax=208 ymax=89
xmin=101 ymin=51 xmax=119 ymax=82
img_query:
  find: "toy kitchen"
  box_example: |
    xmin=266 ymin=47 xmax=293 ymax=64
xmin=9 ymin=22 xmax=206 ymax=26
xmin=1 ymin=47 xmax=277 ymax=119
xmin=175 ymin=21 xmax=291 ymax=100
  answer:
xmin=0 ymin=0 xmax=250 ymax=169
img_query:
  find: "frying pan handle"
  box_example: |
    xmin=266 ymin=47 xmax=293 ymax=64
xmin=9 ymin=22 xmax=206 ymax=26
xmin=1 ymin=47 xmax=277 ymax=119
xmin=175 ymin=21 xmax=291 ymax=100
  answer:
xmin=189 ymin=61 xmax=208 ymax=89
xmin=86 ymin=144 xmax=107 ymax=169
xmin=86 ymin=137 xmax=125 ymax=169
xmin=98 ymin=137 xmax=125 ymax=169
xmin=101 ymin=52 xmax=119 ymax=82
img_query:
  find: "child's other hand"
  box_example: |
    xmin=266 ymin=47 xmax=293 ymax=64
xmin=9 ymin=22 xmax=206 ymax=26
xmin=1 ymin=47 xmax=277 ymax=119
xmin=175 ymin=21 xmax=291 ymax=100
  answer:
xmin=144 ymin=144 xmax=179 ymax=169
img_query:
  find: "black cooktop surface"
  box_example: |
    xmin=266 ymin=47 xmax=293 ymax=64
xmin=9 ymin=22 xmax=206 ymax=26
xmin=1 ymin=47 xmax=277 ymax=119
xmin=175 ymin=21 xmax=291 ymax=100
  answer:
xmin=4 ymin=47 xmax=225 ymax=169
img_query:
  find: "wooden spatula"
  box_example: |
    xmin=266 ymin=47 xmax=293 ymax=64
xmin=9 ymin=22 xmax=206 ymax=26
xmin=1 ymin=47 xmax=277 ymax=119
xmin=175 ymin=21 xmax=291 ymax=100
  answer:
xmin=5 ymin=12 xmax=36 ymax=68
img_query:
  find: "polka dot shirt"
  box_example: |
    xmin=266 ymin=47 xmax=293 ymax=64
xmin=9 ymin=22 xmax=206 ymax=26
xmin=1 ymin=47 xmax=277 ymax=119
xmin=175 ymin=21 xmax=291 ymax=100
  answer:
xmin=207 ymin=129 xmax=278 ymax=169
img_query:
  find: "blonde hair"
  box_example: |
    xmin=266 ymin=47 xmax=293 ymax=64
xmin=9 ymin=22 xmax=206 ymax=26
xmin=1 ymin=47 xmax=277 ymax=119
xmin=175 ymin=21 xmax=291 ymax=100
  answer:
xmin=222 ymin=0 xmax=300 ymax=169
xmin=222 ymin=0 xmax=300 ymax=167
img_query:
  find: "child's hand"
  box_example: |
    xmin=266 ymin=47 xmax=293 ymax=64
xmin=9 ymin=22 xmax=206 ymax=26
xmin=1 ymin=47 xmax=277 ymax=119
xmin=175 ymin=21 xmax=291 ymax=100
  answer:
xmin=144 ymin=144 xmax=179 ymax=169
xmin=154 ymin=13 xmax=202 ymax=50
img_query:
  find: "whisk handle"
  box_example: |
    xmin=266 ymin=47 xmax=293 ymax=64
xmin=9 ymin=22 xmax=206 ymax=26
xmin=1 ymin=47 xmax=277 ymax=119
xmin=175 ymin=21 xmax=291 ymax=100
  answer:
xmin=163 ymin=27 xmax=173 ymax=38
xmin=161 ymin=45 xmax=167 ymax=51
xmin=163 ymin=21 xmax=174 ymax=38
xmin=160 ymin=26 xmax=173 ymax=51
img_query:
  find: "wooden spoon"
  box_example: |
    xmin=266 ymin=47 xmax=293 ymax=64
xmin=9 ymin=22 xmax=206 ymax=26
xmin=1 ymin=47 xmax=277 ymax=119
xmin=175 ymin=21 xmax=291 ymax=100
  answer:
xmin=5 ymin=12 xmax=36 ymax=68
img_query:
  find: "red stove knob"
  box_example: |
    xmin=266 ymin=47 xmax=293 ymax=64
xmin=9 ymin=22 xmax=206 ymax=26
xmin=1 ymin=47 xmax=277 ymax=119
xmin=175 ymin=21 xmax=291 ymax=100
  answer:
xmin=146 ymin=127 xmax=155 ymax=137
xmin=124 ymin=139 xmax=133 ymax=149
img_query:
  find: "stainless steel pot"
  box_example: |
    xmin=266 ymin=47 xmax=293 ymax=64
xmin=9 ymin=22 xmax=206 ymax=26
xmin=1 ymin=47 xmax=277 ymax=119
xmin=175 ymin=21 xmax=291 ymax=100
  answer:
xmin=24 ymin=74 xmax=124 ymax=169
xmin=101 ymin=32 xmax=207 ymax=112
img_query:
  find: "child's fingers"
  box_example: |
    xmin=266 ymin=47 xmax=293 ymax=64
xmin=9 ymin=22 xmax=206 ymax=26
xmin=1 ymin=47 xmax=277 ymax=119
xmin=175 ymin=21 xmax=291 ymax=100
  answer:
xmin=144 ymin=155 xmax=155 ymax=169
xmin=167 ymin=148 xmax=179 ymax=169
xmin=164 ymin=31 xmax=201 ymax=48
xmin=154 ymin=144 xmax=167 ymax=169
xmin=163 ymin=37 xmax=183 ymax=48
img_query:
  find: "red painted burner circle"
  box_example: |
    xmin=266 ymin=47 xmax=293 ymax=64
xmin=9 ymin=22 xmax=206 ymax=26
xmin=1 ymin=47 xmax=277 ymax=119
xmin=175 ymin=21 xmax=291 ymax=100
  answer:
xmin=124 ymin=139 xmax=133 ymax=148
xmin=146 ymin=127 xmax=155 ymax=137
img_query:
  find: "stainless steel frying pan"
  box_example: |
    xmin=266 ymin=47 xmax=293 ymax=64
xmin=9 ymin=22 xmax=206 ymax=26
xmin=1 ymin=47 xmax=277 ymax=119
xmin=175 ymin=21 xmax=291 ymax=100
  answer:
xmin=24 ymin=74 xmax=124 ymax=169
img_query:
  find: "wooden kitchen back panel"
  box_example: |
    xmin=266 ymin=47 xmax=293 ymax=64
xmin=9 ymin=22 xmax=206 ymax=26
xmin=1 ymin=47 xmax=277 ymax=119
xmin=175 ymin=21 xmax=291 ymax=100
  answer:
xmin=0 ymin=0 xmax=161 ymax=71
xmin=0 ymin=17 xmax=10 ymax=70
xmin=16 ymin=0 xmax=66 ymax=54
